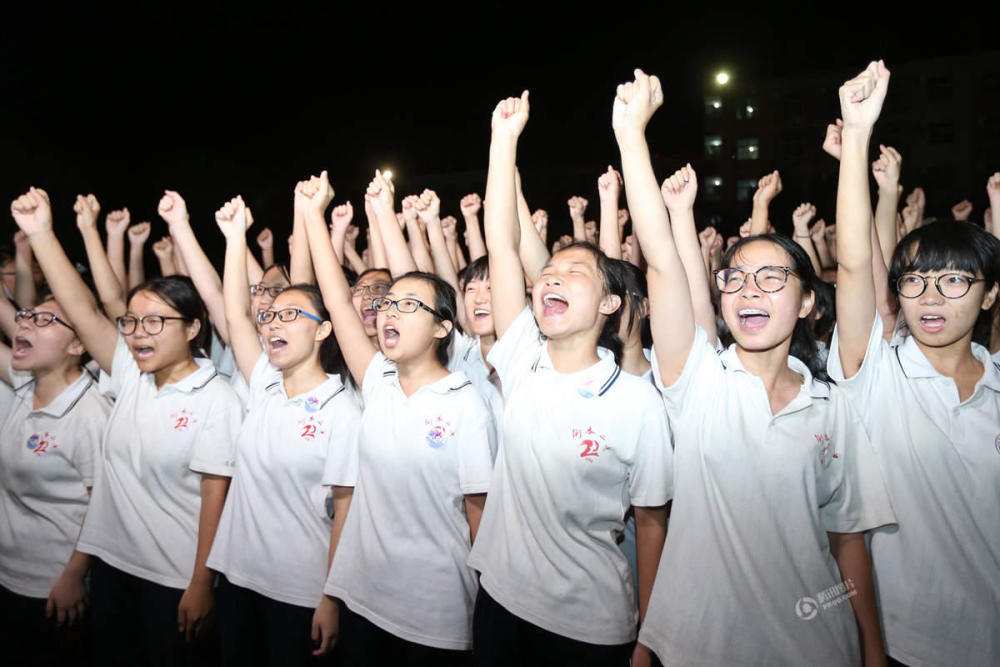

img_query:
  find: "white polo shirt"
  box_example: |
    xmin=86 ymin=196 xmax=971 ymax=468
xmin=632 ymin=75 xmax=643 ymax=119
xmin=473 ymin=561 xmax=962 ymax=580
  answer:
xmin=448 ymin=331 xmax=504 ymax=430
xmin=638 ymin=327 xmax=896 ymax=666
xmin=829 ymin=315 xmax=1000 ymax=666
xmin=78 ymin=336 xmax=241 ymax=589
xmin=468 ymin=307 xmax=674 ymax=646
xmin=208 ymin=354 xmax=360 ymax=608
xmin=0 ymin=369 xmax=110 ymax=598
xmin=325 ymin=352 xmax=496 ymax=651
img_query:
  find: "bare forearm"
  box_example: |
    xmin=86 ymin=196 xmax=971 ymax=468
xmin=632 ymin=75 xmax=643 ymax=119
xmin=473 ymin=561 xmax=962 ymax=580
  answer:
xmin=873 ymin=188 xmax=899 ymax=268
xmin=128 ymin=242 xmax=146 ymax=290
xmin=290 ymin=211 xmax=315 ymax=284
xmin=830 ymin=532 xmax=885 ymax=667
xmin=13 ymin=246 xmax=36 ymax=308
xmin=192 ymin=476 xmax=229 ymax=587
xmin=106 ymin=232 xmax=128 ymax=293
xmin=463 ymin=213 xmax=486 ymax=262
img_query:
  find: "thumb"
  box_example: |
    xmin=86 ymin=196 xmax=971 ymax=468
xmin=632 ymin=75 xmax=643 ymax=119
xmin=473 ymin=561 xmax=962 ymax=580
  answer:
xmin=45 ymin=594 xmax=55 ymax=619
xmin=177 ymin=605 xmax=187 ymax=634
xmin=520 ymin=89 xmax=530 ymax=111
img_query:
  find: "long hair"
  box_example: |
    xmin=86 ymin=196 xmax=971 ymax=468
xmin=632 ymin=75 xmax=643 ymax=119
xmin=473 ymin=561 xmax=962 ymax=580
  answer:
xmin=127 ymin=276 xmax=210 ymax=357
xmin=391 ymin=271 xmax=457 ymax=367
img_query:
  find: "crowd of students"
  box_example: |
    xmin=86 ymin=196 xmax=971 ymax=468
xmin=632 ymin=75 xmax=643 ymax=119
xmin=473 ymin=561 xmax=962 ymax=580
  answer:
xmin=0 ymin=61 xmax=997 ymax=667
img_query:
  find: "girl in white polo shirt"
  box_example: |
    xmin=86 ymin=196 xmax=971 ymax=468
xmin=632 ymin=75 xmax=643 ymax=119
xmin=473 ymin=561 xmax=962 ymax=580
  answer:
xmin=612 ymin=69 xmax=895 ymax=667
xmin=299 ymin=171 xmax=496 ymax=666
xmin=11 ymin=187 xmax=241 ymax=665
xmin=207 ymin=196 xmax=361 ymax=665
xmin=468 ymin=92 xmax=674 ymax=667
xmin=0 ymin=296 xmax=111 ymax=666
xmin=833 ymin=61 xmax=1000 ymax=667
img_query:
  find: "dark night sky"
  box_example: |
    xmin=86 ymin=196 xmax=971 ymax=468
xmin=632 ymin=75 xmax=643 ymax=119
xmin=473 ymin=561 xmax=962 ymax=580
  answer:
xmin=1 ymin=3 xmax=993 ymax=263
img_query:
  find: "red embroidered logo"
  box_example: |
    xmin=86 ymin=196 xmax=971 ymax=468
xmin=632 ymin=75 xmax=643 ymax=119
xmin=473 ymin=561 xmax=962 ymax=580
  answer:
xmin=572 ymin=427 xmax=606 ymax=461
xmin=170 ymin=409 xmax=197 ymax=431
xmin=26 ymin=432 xmax=57 ymax=455
xmin=816 ymin=433 xmax=838 ymax=468
xmin=297 ymin=415 xmax=326 ymax=441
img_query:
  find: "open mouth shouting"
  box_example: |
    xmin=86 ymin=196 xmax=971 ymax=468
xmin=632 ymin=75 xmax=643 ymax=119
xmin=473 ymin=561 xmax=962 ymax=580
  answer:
xmin=917 ymin=313 xmax=946 ymax=333
xmin=737 ymin=308 xmax=770 ymax=331
xmin=12 ymin=336 xmax=33 ymax=359
xmin=131 ymin=344 xmax=155 ymax=361
xmin=268 ymin=335 xmax=288 ymax=353
xmin=361 ymin=304 xmax=377 ymax=329
xmin=382 ymin=323 xmax=400 ymax=348
xmin=541 ymin=291 xmax=569 ymax=318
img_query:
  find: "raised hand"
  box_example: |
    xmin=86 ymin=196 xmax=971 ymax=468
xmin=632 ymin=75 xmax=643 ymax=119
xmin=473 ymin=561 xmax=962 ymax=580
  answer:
xmin=256 ymin=228 xmax=273 ymax=250
xmin=214 ymin=196 xmax=250 ymax=239
xmin=364 ymin=170 xmax=395 ymax=218
xmin=106 ymin=208 xmax=130 ymax=237
xmin=459 ymin=193 xmax=482 ymax=218
xmin=401 ymin=194 xmax=420 ymax=224
xmin=659 ymin=164 xmax=698 ymax=211
xmin=74 ymin=194 xmax=101 ymax=230
xmin=490 ymin=90 xmax=530 ymax=138
xmin=531 ymin=209 xmax=549 ymax=233
xmin=584 ymin=220 xmax=597 ymax=244
xmin=597 ymin=166 xmax=623 ymax=203
xmin=822 ymin=119 xmax=844 ymax=159
xmin=127 ymin=222 xmax=152 ymax=244
xmin=152 ymin=236 xmax=174 ymax=259
xmin=901 ymin=205 xmax=920 ymax=235
xmin=839 ymin=60 xmax=891 ymax=130
xmin=617 ymin=208 xmax=629 ymax=228
xmin=157 ymin=190 xmax=190 ymax=227
xmin=792 ymin=203 xmax=817 ymax=234
xmin=611 ymin=68 xmax=664 ymax=139
xmin=871 ymin=144 xmax=902 ymax=193
xmin=567 ymin=196 xmax=588 ymax=221
xmin=415 ymin=189 xmax=441 ymax=223
xmin=987 ymin=172 xmax=1000 ymax=210
xmin=698 ymin=226 xmax=719 ymax=253
xmin=753 ymin=170 xmax=783 ymax=207
xmin=738 ymin=219 xmax=752 ymax=238
xmin=950 ymin=199 xmax=973 ymax=221
xmin=297 ymin=171 xmax=334 ymax=217
xmin=809 ymin=218 xmax=826 ymax=243
xmin=441 ymin=215 xmax=458 ymax=240
xmin=330 ymin=202 xmax=354 ymax=232
xmin=11 ymin=187 xmax=54 ymax=236
xmin=345 ymin=223 xmax=361 ymax=245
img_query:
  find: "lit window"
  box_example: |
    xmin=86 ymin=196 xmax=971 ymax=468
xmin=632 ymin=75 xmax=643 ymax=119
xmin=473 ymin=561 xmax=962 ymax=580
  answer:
xmin=704 ymin=136 xmax=723 ymax=157
xmin=737 ymin=138 xmax=759 ymax=160
xmin=704 ymin=177 xmax=723 ymax=201
xmin=737 ymin=101 xmax=756 ymax=120
xmin=705 ymin=97 xmax=722 ymax=117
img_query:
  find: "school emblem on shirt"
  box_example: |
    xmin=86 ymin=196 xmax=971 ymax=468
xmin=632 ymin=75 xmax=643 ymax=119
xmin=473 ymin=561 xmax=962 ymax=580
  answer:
xmin=425 ymin=416 xmax=454 ymax=449
xmin=170 ymin=409 xmax=198 ymax=431
xmin=573 ymin=427 xmax=606 ymax=462
xmin=26 ymin=432 xmax=57 ymax=455
xmin=304 ymin=396 xmax=320 ymax=413
xmin=816 ymin=434 xmax=838 ymax=468
xmin=297 ymin=415 xmax=326 ymax=441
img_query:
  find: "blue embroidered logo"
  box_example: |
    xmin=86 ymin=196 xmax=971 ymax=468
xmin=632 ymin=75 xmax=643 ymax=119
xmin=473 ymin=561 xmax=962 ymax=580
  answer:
xmin=26 ymin=434 xmax=40 ymax=450
xmin=305 ymin=396 xmax=320 ymax=413
xmin=423 ymin=416 xmax=454 ymax=449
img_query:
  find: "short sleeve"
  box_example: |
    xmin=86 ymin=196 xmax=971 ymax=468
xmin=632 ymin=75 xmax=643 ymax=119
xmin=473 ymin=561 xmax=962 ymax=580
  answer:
xmin=7 ymin=365 xmax=32 ymax=390
xmin=487 ymin=307 xmax=542 ymax=397
xmin=448 ymin=331 xmax=478 ymax=373
xmin=322 ymin=393 xmax=362 ymax=487
xmin=650 ymin=325 xmax=723 ymax=418
xmin=626 ymin=390 xmax=674 ymax=507
xmin=361 ymin=352 xmax=389 ymax=405
xmin=247 ymin=353 xmax=280 ymax=407
xmin=188 ymin=380 xmax=242 ymax=477
xmin=827 ymin=314 xmax=891 ymax=408
xmin=457 ymin=390 xmax=497 ymax=495
xmin=71 ymin=394 xmax=107 ymax=488
xmin=818 ymin=391 xmax=896 ymax=534
xmin=100 ymin=335 xmax=139 ymax=398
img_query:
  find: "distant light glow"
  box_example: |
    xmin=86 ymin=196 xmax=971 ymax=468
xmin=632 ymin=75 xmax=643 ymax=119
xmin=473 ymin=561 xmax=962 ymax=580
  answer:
xmin=713 ymin=178 xmax=722 ymax=186
xmin=382 ymin=170 xmax=394 ymax=180
xmin=712 ymin=101 xmax=721 ymax=109
xmin=715 ymin=71 xmax=730 ymax=85
xmin=746 ymin=105 xmax=755 ymax=114
xmin=748 ymin=146 xmax=756 ymax=152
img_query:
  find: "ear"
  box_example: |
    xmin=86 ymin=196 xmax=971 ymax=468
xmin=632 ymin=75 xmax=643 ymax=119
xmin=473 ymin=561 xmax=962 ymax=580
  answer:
xmin=639 ymin=296 xmax=649 ymax=319
xmin=314 ymin=320 xmax=333 ymax=342
xmin=433 ymin=319 xmax=454 ymax=341
xmin=67 ymin=337 xmax=86 ymax=357
xmin=599 ymin=293 xmax=622 ymax=316
xmin=982 ymin=282 xmax=999 ymax=311
xmin=185 ymin=318 xmax=202 ymax=343
xmin=797 ymin=289 xmax=816 ymax=319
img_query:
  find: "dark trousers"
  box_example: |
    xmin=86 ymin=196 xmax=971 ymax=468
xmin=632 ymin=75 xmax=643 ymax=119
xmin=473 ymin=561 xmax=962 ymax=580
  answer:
xmin=89 ymin=558 xmax=218 ymax=667
xmin=0 ymin=584 xmax=90 ymax=666
xmin=336 ymin=600 xmax=472 ymax=667
xmin=472 ymin=587 xmax=634 ymax=667
xmin=217 ymin=575 xmax=334 ymax=666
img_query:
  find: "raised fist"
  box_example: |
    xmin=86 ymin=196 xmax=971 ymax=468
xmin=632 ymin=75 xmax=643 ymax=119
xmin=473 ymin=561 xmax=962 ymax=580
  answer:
xmin=584 ymin=221 xmax=597 ymax=244
xmin=441 ymin=215 xmax=458 ymax=240
xmin=157 ymin=190 xmax=189 ymax=227
xmin=567 ymin=196 xmax=588 ymax=221
xmin=127 ymin=222 xmax=151 ymax=244
xmin=871 ymin=145 xmax=902 ymax=192
xmin=214 ymin=196 xmax=250 ymax=239
xmin=532 ymin=209 xmax=548 ymax=232
xmin=839 ymin=60 xmax=891 ymax=130
xmin=256 ymin=228 xmax=273 ymax=250
xmin=597 ymin=166 xmax=622 ymax=202
xmin=792 ymin=203 xmax=817 ymax=232
xmin=617 ymin=208 xmax=629 ymax=228
xmin=753 ymin=170 xmax=782 ymax=206
xmin=460 ymin=193 xmax=482 ymax=217
xmin=660 ymin=164 xmax=698 ymax=211
xmin=822 ymin=119 xmax=844 ymax=160
xmin=74 ymin=194 xmax=101 ymax=231
xmin=152 ymin=236 xmax=174 ymax=259
xmin=612 ymin=68 xmax=664 ymax=138
xmin=364 ymin=170 xmax=395 ymax=218
xmin=415 ymin=189 xmax=441 ymax=224
xmin=950 ymin=199 xmax=973 ymax=221
xmin=330 ymin=202 xmax=354 ymax=231
xmin=491 ymin=90 xmax=530 ymax=138
xmin=10 ymin=187 xmax=54 ymax=236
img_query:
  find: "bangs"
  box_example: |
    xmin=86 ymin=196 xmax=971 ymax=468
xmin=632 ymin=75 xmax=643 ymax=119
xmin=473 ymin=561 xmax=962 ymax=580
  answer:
xmin=889 ymin=222 xmax=1000 ymax=288
xmin=460 ymin=256 xmax=490 ymax=288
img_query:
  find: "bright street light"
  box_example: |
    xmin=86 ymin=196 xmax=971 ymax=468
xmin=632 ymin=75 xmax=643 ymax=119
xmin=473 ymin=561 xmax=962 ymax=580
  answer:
xmin=715 ymin=71 xmax=730 ymax=85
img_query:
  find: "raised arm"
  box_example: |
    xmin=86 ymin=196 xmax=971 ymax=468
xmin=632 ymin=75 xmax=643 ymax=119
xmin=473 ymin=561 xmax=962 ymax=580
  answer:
xmin=342 ymin=222 xmax=368 ymax=275
xmin=417 ymin=190 xmax=459 ymax=289
xmin=0 ymin=280 xmax=17 ymax=345
xmin=567 ymin=195 xmax=588 ymax=242
xmin=126 ymin=222 xmax=150 ymax=289
xmin=302 ymin=172 xmax=377 ymax=385
xmin=402 ymin=194 xmax=435 ymax=274
xmin=104 ymin=207 xmax=129 ymax=293
xmin=369 ymin=173 xmax=417 ymax=277
xmin=835 ymin=60 xmax=891 ymax=378
xmin=158 ymin=190 xmax=230 ymax=344
xmin=459 ymin=194 xmax=486 ymax=262
xmin=514 ymin=169 xmax=549 ymax=282
xmin=77 ymin=199 xmax=127 ymax=319
xmin=11 ymin=188 xmax=117 ymax=373
xmin=255 ymin=228 xmax=275 ymax=269
xmin=216 ymin=196 xmax=264 ymax=383
xmin=363 ymin=198 xmax=389 ymax=272
xmin=810 ymin=219 xmax=834 ymax=270
xmin=613 ymin=69 xmax=694 ymax=385
xmin=791 ymin=203 xmax=823 ymax=276
xmin=597 ymin=166 xmax=624 ymax=259
xmin=749 ymin=170 xmax=782 ymax=236
xmin=662 ymin=166 xmax=717 ymax=346
xmin=871 ymin=145 xmax=902 ymax=268
xmin=152 ymin=236 xmax=177 ymax=277
xmin=290 ymin=191 xmax=315 ymax=285
xmin=12 ymin=231 xmax=38 ymax=308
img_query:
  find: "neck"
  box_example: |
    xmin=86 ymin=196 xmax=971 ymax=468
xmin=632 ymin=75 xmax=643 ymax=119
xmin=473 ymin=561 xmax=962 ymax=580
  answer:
xmin=478 ymin=333 xmax=497 ymax=369
xmin=281 ymin=355 xmax=329 ymax=398
xmin=620 ymin=333 xmax=649 ymax=377
xmin=734 ymin=340 xmax=800 ymax=393
xmin=154 ymin=356 xmax=200 ymax=389
xmin=397 ymin=350 xmax=449 ymax=397
xmin=546 ymin=331 xmax=602 ymax=374
xmin=32 ymin=363 xmax=83 ymax=410
xmin=912 ymin=332 xmax=982 ymax=380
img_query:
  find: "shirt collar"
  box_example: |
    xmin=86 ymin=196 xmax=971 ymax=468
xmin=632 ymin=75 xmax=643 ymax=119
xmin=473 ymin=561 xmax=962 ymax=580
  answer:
xmin=265 ymin=373 xmax=347 ymax=408
xmin=532 ymin=343 xmax=621 ymax=399
xmin=149 ymin=357 xmax=219 ymax=394
xmin=895 ymin=336 xmax=1000 ymax=392
xmin=719 ymin=344 xmax=830 ymax=400
xmin=380 ymin=360 xmax=473 ymax=395
xmin=27 ymin=371 xmax=96 ymax=418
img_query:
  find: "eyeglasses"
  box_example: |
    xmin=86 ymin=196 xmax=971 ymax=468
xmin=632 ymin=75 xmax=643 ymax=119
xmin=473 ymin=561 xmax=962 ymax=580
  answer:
xmin=372 ymin=297 xmax=444 ymax=319
xmin=116 ymin=314 xmax=191 ymax=335
xmin=896 ymin=273 xmax=983 ymax=299
xmin=15 ymin=309 xmax=76 ymax=332
xmin=257 ymin=307 xmax=324 ymax=325
xmin=350 ymin=282 xmax=391 ymax=298
xmin=249 ymin=284 xmax=285 ymax=298
xmin=714 ymin=266 xmax=797 ymax=294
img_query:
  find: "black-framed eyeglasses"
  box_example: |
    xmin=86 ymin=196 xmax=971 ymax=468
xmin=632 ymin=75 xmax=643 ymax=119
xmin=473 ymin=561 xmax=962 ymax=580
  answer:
xmin=714 ymin=266 xmax=798 ymax=294
xmin=896 ymin=272 xmax=983 ymax=299
xmin=257 ymin=307 xmax=324 ymax=325
xmin=350 ymin=282 xmax=391 ymax=298
xmin=15 ymin=309 xmax=76 ymax=332
xmin=249 ymin=284 xmax=285 ymax=298
xmin=372 ymin=296 xmax=444 ymax=319
xmin=116 ymin=314 xmax=191 ymax=335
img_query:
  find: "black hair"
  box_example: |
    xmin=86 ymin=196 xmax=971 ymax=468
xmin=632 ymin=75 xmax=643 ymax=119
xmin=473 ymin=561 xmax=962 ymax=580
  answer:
xmin=0 ymin=245 xmax=13 ymax=264
xmin=355 ymin=267 xmax=392 ymax=285
xmin=550 ymin=241 xmax=626 ymax=365
xmin=260 ymin=264 xmax=291 ymax=284
xmin=811 ymin=280 xmax=836 ymax=342
xmin=617 ymin=260 xmax=648 ymax=339
xmin=127 ymin=276 xmax=210 ymax=357
xmin=459 ymin=256 xmax=490 ymax=290
xmin=275 ymin=283 xmax=348 ymax=379
xmin=889 ymin=221 xmax=1000 ymax=347
xmin=36 ymin=292 xmax=92 ymax=368
xmin=391 ymin=271 xmax=457 ymax=367
xmin=722 ymin=234 xmax=832 ymax=384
